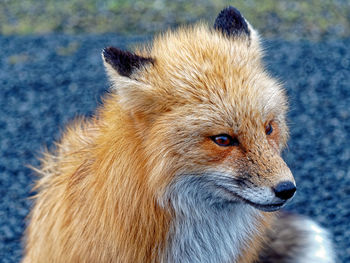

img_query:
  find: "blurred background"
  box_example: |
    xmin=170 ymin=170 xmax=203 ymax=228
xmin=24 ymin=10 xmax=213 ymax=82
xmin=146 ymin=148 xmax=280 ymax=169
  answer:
xmin=0 ymin=0 xmax=349 ymax=40
xmin=1 ymin=1 xmax=349 ymax=262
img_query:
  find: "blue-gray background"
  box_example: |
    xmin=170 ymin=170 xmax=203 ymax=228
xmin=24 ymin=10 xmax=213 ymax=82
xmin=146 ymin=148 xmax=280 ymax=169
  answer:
xmin=1 ymin=1 xmax=350 ymax=262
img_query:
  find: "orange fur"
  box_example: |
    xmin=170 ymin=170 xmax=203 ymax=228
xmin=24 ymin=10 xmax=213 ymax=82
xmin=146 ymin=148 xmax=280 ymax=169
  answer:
xmin=24 ymin=10 xmax=294 ymax=263
xmin=24 ymin=100 xmax=172 ymax=262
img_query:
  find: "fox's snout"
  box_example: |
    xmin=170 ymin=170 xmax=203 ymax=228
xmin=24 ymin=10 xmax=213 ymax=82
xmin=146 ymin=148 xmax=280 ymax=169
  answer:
xmin=208 ymin=139 xmax=297 ymax=211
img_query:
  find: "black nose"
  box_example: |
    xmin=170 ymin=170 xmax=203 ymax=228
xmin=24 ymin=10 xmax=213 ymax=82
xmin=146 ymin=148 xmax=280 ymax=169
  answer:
xmin=273 ymin=181 xmax=296 ymax=200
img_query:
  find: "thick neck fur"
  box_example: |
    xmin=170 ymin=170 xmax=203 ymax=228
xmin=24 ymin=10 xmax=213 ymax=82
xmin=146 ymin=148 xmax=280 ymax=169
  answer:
xmin=161 ymin=175 xmax=262 ymax=263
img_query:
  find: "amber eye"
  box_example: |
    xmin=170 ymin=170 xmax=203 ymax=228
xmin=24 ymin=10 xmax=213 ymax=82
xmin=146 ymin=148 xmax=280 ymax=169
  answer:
xmin=265 ymin=122 xmax=273 ymax=135
xmin=211 ymin=134 xmax=239 ymax=147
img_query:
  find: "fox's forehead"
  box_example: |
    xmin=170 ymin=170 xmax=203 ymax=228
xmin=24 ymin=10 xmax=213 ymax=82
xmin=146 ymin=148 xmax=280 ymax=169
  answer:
xmin=143 ymin=25 xmax=287 ymax=126
xmin=149 ymin=25 xmax=260 ymax=79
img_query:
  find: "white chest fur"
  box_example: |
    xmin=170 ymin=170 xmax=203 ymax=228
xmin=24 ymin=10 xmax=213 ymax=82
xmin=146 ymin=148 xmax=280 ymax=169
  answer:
xmin=161 ymin=176 xmax=261 ymax=263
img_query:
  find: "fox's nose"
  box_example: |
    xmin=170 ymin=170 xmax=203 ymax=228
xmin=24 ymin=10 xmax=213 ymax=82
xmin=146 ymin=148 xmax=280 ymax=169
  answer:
xmin=273 ymin=181 xmax=296 ymax=200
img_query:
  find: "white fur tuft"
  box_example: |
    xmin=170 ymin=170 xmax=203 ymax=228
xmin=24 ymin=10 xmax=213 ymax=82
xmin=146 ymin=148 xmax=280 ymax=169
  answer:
xmin=161 ymin=175 xmax=262 ymax=263
xmin=259 ymin=214 xmax=335 ymax=263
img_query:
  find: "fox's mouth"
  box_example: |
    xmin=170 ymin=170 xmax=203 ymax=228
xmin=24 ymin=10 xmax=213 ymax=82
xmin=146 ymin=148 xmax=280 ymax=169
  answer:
xmin=242 ymin=198 xmax=286 ymax=212
xmin=216 ymin=185 xmax=286 ymax=212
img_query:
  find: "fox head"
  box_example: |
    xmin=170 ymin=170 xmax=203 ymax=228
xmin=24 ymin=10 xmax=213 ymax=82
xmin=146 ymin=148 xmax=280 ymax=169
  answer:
xmin=102 ymin=6 xmax=295 ymax=212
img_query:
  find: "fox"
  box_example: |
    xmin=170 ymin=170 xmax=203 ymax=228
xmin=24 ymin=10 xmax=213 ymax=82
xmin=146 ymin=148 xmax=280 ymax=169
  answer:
xmin=23 ymin=6 xmax=335 ymax=263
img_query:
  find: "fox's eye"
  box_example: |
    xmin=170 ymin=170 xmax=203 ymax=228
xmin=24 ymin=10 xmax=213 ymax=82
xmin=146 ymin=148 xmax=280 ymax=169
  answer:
xmin=211 ymin=134 xmax=239 ymax=147
xmin=265 ymin=122 xmax=273 ymax=135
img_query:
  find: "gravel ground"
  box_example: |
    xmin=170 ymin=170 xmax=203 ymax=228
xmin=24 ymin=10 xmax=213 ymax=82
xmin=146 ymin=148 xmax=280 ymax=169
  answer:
xmin=0 ymin=35 xmax=349 ymax=262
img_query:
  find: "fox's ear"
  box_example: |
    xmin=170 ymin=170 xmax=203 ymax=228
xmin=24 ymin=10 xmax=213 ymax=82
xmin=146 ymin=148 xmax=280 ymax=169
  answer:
xmin=214 ymin=6 xmax=251 ymax=39
xmin=102 ymin=46 xmax=154 ymax=79
xmin=102 ymin=47 xmax=165 ymax=125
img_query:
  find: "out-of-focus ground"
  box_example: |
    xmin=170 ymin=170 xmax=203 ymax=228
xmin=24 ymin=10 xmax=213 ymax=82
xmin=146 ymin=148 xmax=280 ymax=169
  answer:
xmin=0 ymin=0 xmax=349 ymax=40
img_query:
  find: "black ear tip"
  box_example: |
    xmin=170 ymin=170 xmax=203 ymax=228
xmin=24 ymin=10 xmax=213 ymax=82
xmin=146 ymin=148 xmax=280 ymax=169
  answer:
xmin=214 ymin=6 xmax=250 ymax=37
xmin=102 ymin=46 xmax=121 ymax=62
xmin=102 ymin=46 xmax=154 ymax=78
xmin=217 ymin=6 xmax=243 ymax=19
